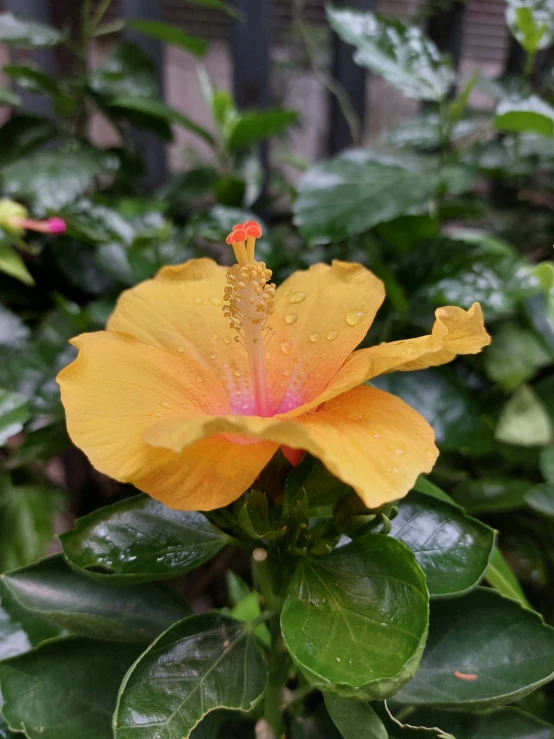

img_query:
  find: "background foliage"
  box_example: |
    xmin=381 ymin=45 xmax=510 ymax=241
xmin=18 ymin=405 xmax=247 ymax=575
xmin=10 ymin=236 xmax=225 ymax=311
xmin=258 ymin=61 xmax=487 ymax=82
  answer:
xmin=0 ymin=0 xmax=554 ymax=737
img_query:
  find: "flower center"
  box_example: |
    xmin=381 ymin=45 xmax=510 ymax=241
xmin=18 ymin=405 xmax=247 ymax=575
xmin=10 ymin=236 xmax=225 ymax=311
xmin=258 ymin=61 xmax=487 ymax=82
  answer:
xmin=223 ymin=222 xmax=275 ymax=417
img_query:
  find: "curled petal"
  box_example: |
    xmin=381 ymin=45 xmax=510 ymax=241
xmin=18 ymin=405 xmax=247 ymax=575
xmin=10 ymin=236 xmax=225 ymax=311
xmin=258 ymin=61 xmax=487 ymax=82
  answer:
xmin=143 ymin=386 xmax=438 ymax=508
xmin=283 ymin=302 xmax=490 ymax=417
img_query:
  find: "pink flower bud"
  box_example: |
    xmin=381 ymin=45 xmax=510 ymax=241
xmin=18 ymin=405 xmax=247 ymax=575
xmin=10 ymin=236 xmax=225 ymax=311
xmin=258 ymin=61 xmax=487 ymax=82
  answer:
xmin=46 ymin=217 xmax=66 ymax=234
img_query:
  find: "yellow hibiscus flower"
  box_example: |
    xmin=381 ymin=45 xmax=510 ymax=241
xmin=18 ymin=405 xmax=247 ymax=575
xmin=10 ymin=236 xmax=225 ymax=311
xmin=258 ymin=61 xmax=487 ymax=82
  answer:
xmin=57 ymin=221 xmax=490 ymax=511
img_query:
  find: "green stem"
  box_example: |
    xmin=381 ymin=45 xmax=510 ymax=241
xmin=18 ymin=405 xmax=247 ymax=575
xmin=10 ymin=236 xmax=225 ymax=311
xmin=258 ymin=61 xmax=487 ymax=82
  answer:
xmin=252 ymin=549 xmax=281 ymax=612
xmin=524 ymin=50 xmax=536 ymax=78
xmin=264 ymin=630 xmax=290 ymax=738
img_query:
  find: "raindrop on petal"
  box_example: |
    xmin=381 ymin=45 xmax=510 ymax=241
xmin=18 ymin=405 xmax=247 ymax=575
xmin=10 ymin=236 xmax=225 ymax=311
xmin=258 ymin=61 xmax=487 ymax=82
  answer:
xmin=327 ymin=331 xmax=338 ymax=341
xmin=346 ymin=311 xmax=366 ymax=327
xmin=285 ymin=313 xmax=298 ymax=324
xmin=310 ymin=332 xmax=321 ymax=343
xmin=290 ymin=291 xmax=307 ymax=304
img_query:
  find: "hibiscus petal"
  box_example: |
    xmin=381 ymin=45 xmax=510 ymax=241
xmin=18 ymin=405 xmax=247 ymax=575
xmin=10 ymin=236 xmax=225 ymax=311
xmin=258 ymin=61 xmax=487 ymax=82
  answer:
xmin=282 ymin=302 xmax=490 ymax=417
xmin=107 ymin=258 xmax=293 ymax=413
xmin=144 ymin=386 xmax=438 ymax=508
xmin=273 ymin=261 xmax=385 ymax=412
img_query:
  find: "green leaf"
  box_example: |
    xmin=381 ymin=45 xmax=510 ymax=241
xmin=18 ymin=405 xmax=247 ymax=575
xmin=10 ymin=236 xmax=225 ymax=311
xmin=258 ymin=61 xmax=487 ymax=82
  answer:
xmin=385 ymin=112 xmax=486 ymax=150
xmin=0 ymin=245 xmax=34 ymax=286
xmin=0 ymin=88 xmax=20 ymax=107
xmin=128 ymin=20 xmax=207 ymax=56
xmin=186 ymin=0 xmax=242 ymax=17
xmin=0 ymin=482 xmax=65 ymax=572
xmin=397 ymin=588 xmax=554 ymax=709
xmin=390 ymin=491 xmax=495 ymax=598
xmin=324 ymin=696 xmax=387 ymax=738
xmin=380 ymin=707 xmax=454 ymax=738
xmin=0 ymin=638 xmax=141 ymax=739
xmin=109 ymin=96 xmax=215 ymax=145
xmin=495 ymin=96 xmax=554 ymax=137
xmin=539 ymin=446 xmax=554 ymax=482
xmin=485 ymin=547 xmax=530 ymax=608
xmin=286 ymin=457 xmax=347 ymax=517
xmin=3 ymin=148 xmax=119 ymax=213
xmin=227 ymin=109 xmax=297 ymax=151
xmin=496 ymin=385 xmax=553 ymax=447
xmin=0 ymin=12 xmax=61 ymax=49
xmin=0 ymin=389 xmax=30 ymax=445
xmin=453 ymin=477 xmax=533 ymax=513
xmin=408 ymin=706 xmax=554 ymax=739
xmin=373 ymin=368 xmax=491 ymax=454
xmin=506 ymin=0 xmax=554 ymax=52
xmin=413 ymin=476 xmax=455 ymax=505
xmin=2 ymin=555 xmax=189 ymax=642
xmin=525 ymin=483 xmax=554 ymax=517
xmin=0 ymin=114 xmax=57 ymax=168
xmin=484 ymin=322 xmax=552 ymax=391
xmin=88 ymin=40 xmax=158 ymax=100
xmin=60 ymin=494 xmax=231 ymax=583
xmin=0 ymin=598 xmax=33 ymax=660
xmin=327 ymin=7 xmax=455 ymax=101
xmin=281 ymin=534 xmax=429 ymax=699
xmin=293 ymin=148 xmax=438 ymax=245
xmin=114 ymin=613 xmax=268 ymax=739
xmin=0 ymin=305 xmax=29 ymax=349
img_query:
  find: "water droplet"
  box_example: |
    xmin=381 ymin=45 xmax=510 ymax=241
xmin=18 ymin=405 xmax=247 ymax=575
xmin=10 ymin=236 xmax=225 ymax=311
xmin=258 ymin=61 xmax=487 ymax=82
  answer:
xmin=234 ymin=370 xmax=241 ymax=377
xmin=327 ymin=331 xmax=338 ymax=341
xmin=161 ymin=401 xmax=170 ymax=409
xmin=224 ymin=337 xmax=231 ymax=344
xmin=373 ymin=433 xmax=382 ymax=439
xmin=193 ymin=297 xmax=204 ymax=305
xmin=286 ymin=313 xmax=298 ymax=325
xmin=177 ymin=345 xmax=185 ymax=353
xmin=388 ymin=467 xmax=400 ymax=474
xmin=265 ymin=351 xmax=271 ymax=359
xmin=310 ymin=332 xmax=321 ymax=343
xmin=223 ymin=362 xmax=229 ymax=368
xmin=290 ymin=291 xmax=307 ymax=304
xmin=192 ymin=400 xmax=199 ymax=406
xmin=209 ymin=353 xmax=216 ymax=360
xmin=152 ymin=413 xmax=161 ymax=417
xmin=196 ymin=376 xmax=203 ymax=383
xmin=279 ymin=380 xmax=285 ymax=387
xmin=241 ymin=401 xmax=249 ymax=410
xmin=284 ymin=369 xmax=291 ymax=377
xmin=280 ymin=341 xmax=291 ymax=355
xmin=212 ymin=332 xmax=219 ymax=340
xmin=347 ymin=411 xmax=363 ymax=421
xmin=209 ymin=297 xmax=222 ymax=307
xmin=346 ymin=311 xmax=366 ymax=327
xmin=181 ymin=403 xmax=188 ymax=409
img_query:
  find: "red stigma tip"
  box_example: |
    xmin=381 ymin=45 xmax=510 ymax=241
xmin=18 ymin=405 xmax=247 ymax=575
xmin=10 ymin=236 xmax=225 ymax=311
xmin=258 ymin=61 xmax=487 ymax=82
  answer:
xmin=245 ymin=221 xmax=262 ymax=238
xmin=227 ymin=228 xmax=246 ymax=244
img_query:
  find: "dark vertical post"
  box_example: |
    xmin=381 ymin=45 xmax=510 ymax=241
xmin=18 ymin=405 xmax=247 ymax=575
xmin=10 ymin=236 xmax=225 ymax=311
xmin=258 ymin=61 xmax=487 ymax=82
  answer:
xmin=232 ymin=0 xmax=271 ymax=187
xmin=328 ymin=0 xmax=372 ymax=155
xmin=121 ymin=0 xmax=168 ymax=190
xmin=427 ymin=0 xmax=466 ymax=72
xmin=5 ymin=0 xmax=56 ymax=117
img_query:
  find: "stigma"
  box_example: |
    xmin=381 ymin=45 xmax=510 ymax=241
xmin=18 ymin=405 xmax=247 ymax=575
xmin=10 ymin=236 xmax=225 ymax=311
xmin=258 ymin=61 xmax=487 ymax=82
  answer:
xmin=223 ymin=221 xmax=276 ymax=417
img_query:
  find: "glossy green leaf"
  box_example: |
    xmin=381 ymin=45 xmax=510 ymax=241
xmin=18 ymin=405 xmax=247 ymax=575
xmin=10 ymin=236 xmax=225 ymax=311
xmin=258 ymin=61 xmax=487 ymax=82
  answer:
xmin=374 ymin=368 xmax=491 ymax=454
xmin=380 ymin=708 xmax=453 ymax=738
xmin=128 ymin=19 xmax=207 ymax=56
xmin=390 ymin=491 xmax=495 ymax=598
xmin=525 ymin=483 xmax=554 ymax=517
xmin=60 ymin=494 xmax=231 ymax=583
xmin=2 ymin=555 xmax=189 ymax=642
xmin=496 ymin=385 xmax=553 ymax=446
xmin=0 ymin=114 xmax=57 ymax=168
xmin=495 ymin=96 xmax=554 ymax=137
xmin=0 ymin=389 xmax=29 ymax=446
xmin=228 ymin=109 xmax=297 ymax=151
xmin=506 ymin=0 xmax=554 ymax=52
xmin=539 ymin=446 xmax=554 ymax=482
xmin=110 ymin=96 xmax=215 ymax=145
xmin=324 ymin=695 xmax=387 ymax=738
xmin=0 ymin=638 xmax=141 ymax=739
xmin=0 ymin=599 xmax=32 ymax=660
xmin=485 ymin=547 xmax=530 ymax=608
xmin=186 ymin=0 xmax=242 ymax=17
xmin=385 ymin=112 xmax=485 ymax=150
xmin=0 ymin=88 xmax=20 ymax=107
xmin=286 ymin=456 xmax=347 ymax=517
xmin=281 ymin=534 xmax=429 ymax=699
xmin=3 ymin=149 xmax=119 ymax=213
xmin=293 ymin=148 xmax=437 ymax=245
xmin=0 ymin=483 xmax=64 ymax=572
xmin=114 ymin=613 xmax=268 ymax=739
xmin=0 ymin=245 xmax=34 ymax=286
xmin=88 ymin=40 xmax=157 ymax=100
xmin=413 ymin=476 xmax=455 ymax=505
xmin=327 ymin=7 xmax=454 ymax=100
xmin=484 ymin=322 xmax=552 ymax=391
xmin=453 ymin=477 xmax=533 ymax=513
xmin=0 ymin=12 xmax=60 ymax=48
xmin=397 ymin=588 xmax=554 ymax=709
xmin=408 ymin=706 xmax=554 ymax=739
